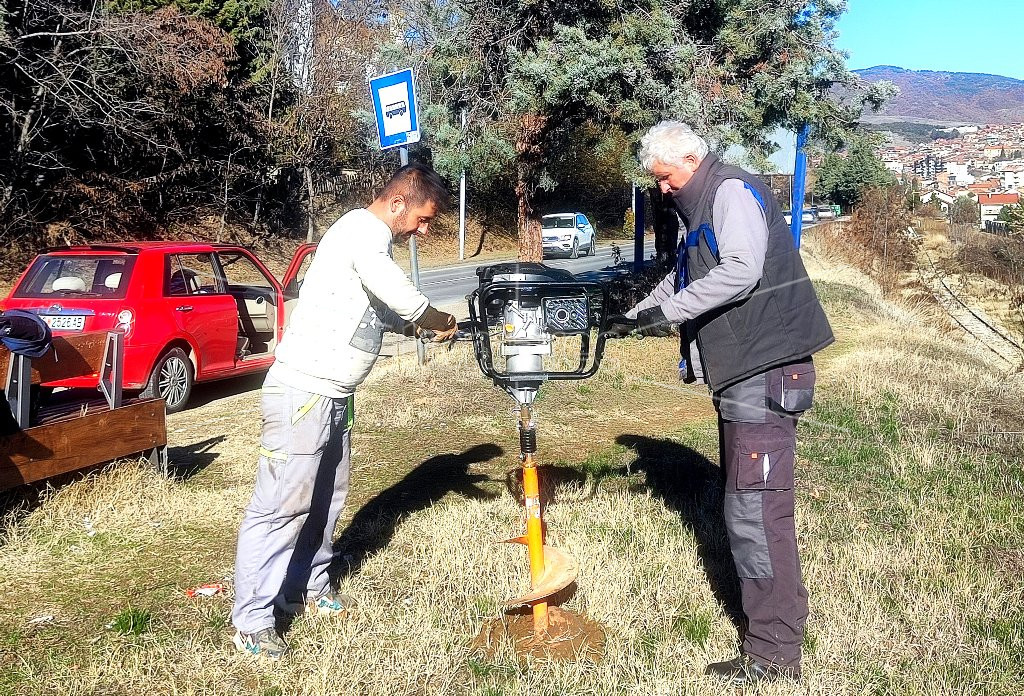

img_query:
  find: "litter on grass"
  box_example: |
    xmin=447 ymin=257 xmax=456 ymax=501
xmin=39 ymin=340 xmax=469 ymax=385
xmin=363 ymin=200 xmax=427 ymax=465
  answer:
xmin=186 ymin=582 xmax=227 ymax=598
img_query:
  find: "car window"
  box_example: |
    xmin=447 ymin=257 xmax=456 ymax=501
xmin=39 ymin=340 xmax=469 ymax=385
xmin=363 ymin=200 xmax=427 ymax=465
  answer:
xmin=217 ymin=251 xmax=274 ymax=291
xmin=576 ymin=214 xmax=586 ymax=227
xmin=167 ymin=253 xmax=223 ymax=296
xmin=542 ymin=216 xmax=575 ymax=229
xmin=13 ymin=254 xmax=136 ymax=299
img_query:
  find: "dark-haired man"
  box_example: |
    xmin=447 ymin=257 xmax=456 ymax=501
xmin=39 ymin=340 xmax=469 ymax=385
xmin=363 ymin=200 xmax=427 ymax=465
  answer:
xmin=231 ymin=163 xmax=458 ymax=659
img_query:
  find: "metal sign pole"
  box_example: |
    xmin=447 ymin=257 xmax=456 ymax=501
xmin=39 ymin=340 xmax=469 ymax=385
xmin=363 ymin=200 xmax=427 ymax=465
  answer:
xmin=369 ymin=69 xmax=426 ymax=366
xmin=402 ymin=145 xmax=427 ymax=366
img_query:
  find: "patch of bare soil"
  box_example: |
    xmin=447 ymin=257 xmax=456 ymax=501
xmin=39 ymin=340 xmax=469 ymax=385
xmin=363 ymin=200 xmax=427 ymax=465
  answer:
xmin=472 ymin=606 xmax=606 ymax=663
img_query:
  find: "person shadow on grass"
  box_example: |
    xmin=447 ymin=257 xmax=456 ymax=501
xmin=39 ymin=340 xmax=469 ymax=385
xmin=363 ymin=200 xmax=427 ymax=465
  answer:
xmin=329 ymin=442 xmax=504 ymax=581
xmin=615 ymin=433 xmax=745 ymax=635
xmin=273 ymin=443 xmax=504 ymax=632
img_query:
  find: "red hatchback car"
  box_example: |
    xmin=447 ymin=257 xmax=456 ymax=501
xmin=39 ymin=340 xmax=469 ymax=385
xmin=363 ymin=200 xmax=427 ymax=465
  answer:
xmin=1 ymin=242 xmax=315 ymax=412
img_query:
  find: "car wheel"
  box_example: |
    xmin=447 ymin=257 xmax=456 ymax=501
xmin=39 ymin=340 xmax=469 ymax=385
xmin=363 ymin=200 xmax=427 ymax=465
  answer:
xmin=569 ymin=239 xmax=579 ymax=259
xmin=588 ymin=237 xmax=596 ymax=256
xmin=141 ymin=347 xmax=193 ymax=413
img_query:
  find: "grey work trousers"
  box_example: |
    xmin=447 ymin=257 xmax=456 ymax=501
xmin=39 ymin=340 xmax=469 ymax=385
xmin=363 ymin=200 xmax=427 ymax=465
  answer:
xmin=713 ymin=360 xmax=815 ymax=670
xmin=231 ymin=374 xmax=353 ymax=634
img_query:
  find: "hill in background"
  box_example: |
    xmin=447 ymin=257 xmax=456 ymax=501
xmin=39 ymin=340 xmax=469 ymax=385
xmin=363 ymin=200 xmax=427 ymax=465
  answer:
xmin=855 ymin=65 xmax=1024 ymax=125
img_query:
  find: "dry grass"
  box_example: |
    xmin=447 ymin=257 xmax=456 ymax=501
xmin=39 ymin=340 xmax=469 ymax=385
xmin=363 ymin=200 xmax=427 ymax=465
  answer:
xmin=1 ymin=228 xmax=1023 ymax=695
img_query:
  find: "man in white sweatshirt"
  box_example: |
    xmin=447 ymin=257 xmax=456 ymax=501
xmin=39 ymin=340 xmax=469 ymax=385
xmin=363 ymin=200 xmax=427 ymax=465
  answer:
xmin=231 ymin=164 xmax=458 ymax=659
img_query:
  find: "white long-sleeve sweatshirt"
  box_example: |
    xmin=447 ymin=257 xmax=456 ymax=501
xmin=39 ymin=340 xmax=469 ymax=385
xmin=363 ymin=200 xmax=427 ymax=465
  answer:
xmin=269 ymin=209 xmax=430 ymax=397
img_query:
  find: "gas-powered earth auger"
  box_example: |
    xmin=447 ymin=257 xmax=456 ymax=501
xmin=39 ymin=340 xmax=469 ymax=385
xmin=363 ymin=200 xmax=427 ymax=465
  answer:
xmin=465 ymin=263 xmax=610 ymax=641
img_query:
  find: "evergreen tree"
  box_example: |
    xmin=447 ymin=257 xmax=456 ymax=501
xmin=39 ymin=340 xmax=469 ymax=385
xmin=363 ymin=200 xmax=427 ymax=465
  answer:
xmin=815 ymin=137 xmax=894 ymax=209
xmin=997 ymin=203 xmax=1024 ymax=234
xmin=949 ymin=196 xmax=979 ymax=225
xmin=394 ymin=0 xmax=891 ymax=260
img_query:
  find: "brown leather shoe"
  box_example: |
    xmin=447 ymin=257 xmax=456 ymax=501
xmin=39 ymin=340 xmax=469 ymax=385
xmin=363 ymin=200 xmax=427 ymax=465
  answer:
xmin=705 ymin=655 xmax=801 ymax=685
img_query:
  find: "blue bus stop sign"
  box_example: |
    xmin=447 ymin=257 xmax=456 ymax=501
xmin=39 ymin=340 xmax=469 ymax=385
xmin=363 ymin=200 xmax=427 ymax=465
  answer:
xmin=369 ymin=69 xmax=420 ymax=150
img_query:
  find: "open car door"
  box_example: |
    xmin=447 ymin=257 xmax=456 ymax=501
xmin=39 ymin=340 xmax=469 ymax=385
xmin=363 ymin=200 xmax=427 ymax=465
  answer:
xmin=280 ymin=243 xmax=317 ymax=331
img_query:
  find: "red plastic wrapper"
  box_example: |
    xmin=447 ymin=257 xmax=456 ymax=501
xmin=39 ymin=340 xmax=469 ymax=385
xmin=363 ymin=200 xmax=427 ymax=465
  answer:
xmin=186 ymin=582 xmax=227 ymax=598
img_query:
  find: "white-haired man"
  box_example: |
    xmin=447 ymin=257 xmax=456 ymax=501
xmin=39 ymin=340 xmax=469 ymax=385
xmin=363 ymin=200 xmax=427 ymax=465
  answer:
xmin=606 ymin=121 xmax=833 ymax=685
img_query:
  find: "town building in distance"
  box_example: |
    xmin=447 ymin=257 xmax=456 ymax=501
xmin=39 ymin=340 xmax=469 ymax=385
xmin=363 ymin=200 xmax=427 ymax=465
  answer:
xmin=876 ymin=123 xmax=1023 ymax=230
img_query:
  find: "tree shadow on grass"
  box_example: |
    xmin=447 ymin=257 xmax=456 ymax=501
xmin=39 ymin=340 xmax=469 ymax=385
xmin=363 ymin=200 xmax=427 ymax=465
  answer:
xmin=329 ymin=443 xmax=505 ymax=583
xmin=0 ymin=437 xmax=224 ymax=537
xmin=615 ymin=433 xmax=745 ymax=634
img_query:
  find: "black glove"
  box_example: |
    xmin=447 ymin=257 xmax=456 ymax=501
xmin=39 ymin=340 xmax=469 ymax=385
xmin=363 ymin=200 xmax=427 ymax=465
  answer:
xmin=636 ymin=306 xmax=673 ymax=337
xmin=602 ymin=314 xmax=637 ymax=339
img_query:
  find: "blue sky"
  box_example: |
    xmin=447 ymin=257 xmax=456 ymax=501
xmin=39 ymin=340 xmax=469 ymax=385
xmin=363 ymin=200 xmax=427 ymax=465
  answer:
xmin=834 ymin=1 xmax=1024 ymax=80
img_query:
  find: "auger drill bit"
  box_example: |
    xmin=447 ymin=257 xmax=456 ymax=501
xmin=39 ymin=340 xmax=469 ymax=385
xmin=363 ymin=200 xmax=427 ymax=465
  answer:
xmin=504 ymin=403 xmax=578 ymax=636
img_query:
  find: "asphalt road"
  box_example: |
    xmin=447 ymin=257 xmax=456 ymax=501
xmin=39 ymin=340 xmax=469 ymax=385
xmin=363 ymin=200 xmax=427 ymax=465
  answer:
xmin=418 ymin=240 xmax=656 ymax=310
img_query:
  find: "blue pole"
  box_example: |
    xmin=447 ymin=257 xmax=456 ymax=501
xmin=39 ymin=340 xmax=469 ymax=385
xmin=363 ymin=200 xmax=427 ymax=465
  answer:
xmin=633 ymin=185 xmax=645 ymax=273
xmin=790 ymin=124 xmax=810 ymax=249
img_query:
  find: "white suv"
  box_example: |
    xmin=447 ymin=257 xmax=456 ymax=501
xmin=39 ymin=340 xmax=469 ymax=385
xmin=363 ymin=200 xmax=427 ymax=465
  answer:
xmin=541 ymin=212 xmax=596 ymax=259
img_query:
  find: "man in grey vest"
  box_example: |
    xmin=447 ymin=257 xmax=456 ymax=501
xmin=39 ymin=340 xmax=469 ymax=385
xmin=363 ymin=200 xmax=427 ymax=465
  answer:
xmin=605 ymin=121 xmax=834 ymax=685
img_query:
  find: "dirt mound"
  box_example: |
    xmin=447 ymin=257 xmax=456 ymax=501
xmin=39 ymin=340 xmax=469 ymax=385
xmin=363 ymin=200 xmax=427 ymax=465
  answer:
xmin=472 ymin=606 xmax=605 ymax=663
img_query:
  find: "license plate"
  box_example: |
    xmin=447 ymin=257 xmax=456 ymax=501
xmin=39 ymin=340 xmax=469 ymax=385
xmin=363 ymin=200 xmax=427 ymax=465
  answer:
xmin=41 ymin=315 xmax=86 ymax=331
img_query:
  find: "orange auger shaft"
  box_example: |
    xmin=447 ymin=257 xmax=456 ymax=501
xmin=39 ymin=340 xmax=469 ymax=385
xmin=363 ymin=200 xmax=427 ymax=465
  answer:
xmin=522 ymin=453 xmax=548 ymax=634
xmin=520 ymin=403 xmax=552 ymax=634
xmin=505 ymin=403 xmax=579 ymax=636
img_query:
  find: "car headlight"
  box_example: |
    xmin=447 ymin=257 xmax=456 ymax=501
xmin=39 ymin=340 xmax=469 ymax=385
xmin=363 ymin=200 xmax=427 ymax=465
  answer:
xmin=560 ymin=234 xmax=571 ymax=241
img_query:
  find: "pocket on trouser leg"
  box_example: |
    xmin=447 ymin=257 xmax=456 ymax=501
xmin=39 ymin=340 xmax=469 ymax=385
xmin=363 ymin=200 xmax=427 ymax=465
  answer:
xmin=715 ymin=373 xmax=769 ymax=423
xmin=769 ymin=361 xmax=816 ymax=415
xmin=259 ymin=386 xmax=331 ymax=465
xmin=724 ymin=492 xmax=773 ymax=578
xmin=733 ymin=435 xmax=795 ymax=492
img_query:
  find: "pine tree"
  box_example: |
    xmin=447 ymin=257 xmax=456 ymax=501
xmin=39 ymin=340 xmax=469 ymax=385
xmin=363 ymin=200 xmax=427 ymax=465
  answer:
xmin=388 ymin=0 xmax=890 ymax=260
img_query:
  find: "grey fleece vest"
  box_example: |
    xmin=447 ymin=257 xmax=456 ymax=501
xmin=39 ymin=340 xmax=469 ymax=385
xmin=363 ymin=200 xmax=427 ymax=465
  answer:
xmin=673 ymin=154 xmax=834 ymax=391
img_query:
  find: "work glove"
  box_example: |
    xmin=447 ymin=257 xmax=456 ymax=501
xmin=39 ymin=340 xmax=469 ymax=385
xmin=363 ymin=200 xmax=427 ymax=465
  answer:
xmin=635 ymin=306 xmax=673 ymax=337
xmin=415 ymin=305 xmax=459 ymax=342
xmin=602 ymin=314 xmax=637 ymax=339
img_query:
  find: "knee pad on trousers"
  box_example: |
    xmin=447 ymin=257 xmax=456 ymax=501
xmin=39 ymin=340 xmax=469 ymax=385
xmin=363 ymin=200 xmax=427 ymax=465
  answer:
xmin=724 ymin=491 xmax=773 ymax=578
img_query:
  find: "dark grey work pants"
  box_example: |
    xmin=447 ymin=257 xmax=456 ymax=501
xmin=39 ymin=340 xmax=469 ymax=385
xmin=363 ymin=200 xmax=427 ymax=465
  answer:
xmin=713 ymin=360 xmax=815 ymax=670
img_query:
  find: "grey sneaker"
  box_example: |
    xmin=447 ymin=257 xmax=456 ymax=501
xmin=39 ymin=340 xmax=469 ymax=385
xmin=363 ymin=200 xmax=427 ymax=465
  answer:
xmin=311 ymin=591 xmax=356 ymax=617
xmin=233 ymin=627 xmax=289 ymax=660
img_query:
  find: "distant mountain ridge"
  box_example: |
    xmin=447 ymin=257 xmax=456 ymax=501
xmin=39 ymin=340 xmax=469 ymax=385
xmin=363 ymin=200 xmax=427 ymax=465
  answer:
xmin=854 ymin=66 xmax=1024 ymax=125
